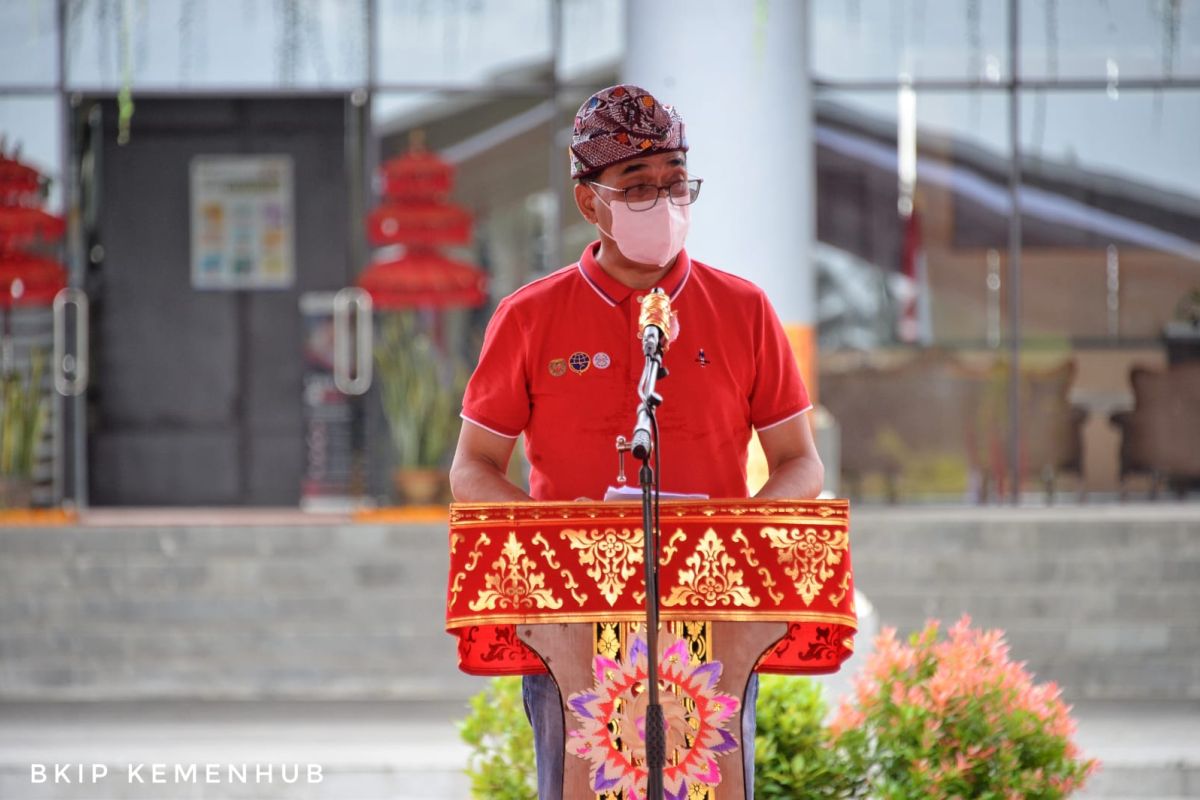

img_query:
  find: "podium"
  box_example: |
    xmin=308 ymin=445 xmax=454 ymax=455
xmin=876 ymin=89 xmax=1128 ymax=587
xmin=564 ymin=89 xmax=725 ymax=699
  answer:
xmin=446 ymin=499 xmax=856 ymax=800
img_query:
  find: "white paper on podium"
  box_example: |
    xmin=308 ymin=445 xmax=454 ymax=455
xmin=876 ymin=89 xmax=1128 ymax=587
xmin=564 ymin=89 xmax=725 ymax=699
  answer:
xmin=603 ymin=485 xmax=709 ymax=501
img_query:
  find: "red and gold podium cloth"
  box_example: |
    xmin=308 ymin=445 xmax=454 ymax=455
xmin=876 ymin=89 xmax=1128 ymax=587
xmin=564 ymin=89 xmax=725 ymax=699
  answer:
xmin=446 ymin=499 xmax=856 ymax=676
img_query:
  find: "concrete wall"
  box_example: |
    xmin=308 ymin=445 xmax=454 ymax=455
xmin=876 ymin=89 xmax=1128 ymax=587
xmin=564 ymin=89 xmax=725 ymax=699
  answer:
xmin=1 ymin=505 xmax=1197 ymax=701
xmin=0 ymin=522 xmax=476 ymax=701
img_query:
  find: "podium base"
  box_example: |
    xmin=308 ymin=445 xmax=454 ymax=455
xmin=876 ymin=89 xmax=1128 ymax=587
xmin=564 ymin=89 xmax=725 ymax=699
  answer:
xmin=519 ymin=620 xmax=788 ymax=800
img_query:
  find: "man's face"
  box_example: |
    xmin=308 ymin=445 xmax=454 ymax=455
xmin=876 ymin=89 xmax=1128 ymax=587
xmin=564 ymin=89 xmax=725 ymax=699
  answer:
xmin=575 ymin=150 xmax=689 ymax=232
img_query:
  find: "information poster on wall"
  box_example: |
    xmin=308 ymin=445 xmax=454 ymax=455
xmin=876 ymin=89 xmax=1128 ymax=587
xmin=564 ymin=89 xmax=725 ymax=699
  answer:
xmin=190 ymin=155 xmax=295 ymax=290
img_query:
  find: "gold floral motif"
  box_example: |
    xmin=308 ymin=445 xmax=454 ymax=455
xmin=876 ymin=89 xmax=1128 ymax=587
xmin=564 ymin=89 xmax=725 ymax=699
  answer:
xmin=448 ymin=571 xmax=466 ymax=607
xmin=730 ymin=528 xmax=761 ymax=567
xmin=463 ymin=532 xmax=491 ymax=572
xmin=596 ymin=623 xmax=621 ymax=660
xmin=532 ymin=532 xmax=563 ymax=569
xmin=468 ymin=532 xmax=563 ymax=612
xmin=563 ymin=527 xmax=644 ymax=607
xmin=829 ymin=569 xmax=853 ymax=607
xmin=760 ymin=526 xmax=850 ymax=606
xmin=562 ymin=569 xmax=587 ymax=606
xmin=673 ymin=620 xmax=710 ymax=666
xmin=757 ymin=567 xmax=785 ymax=605
xmin=661 ymin=530 xmax=688 ymax=565
xmin=663 ymin=528 xmax=760 ymax=608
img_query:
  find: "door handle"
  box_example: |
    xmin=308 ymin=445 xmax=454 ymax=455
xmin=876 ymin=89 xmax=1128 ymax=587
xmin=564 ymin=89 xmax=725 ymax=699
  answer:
xmin=333 ymin=286 xmax=373 ymax=395
xmin=53 ymin=288 xmax=89 ymax=397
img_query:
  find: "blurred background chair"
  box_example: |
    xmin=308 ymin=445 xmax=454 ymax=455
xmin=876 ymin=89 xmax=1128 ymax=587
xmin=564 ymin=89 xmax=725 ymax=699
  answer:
xmin=1110 ymin=362 xmax=1200 ymax=499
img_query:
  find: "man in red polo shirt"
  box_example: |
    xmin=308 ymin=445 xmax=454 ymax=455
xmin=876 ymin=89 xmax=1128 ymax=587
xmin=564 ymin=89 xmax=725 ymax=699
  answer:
xmin=450 ymin=84 xmax=823 ymax=800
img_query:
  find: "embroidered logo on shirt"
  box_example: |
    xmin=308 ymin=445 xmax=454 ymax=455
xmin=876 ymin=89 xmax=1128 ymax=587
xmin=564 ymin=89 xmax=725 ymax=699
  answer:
xmin=548 ymin=358 xmax=568 ymax=377
xmin=568 ymin=352 xmax=591 ymax=374
xmin=592 ymin=352 xmax=611 ymax=369
xmin=696 ymin=348 xmax=711 ymax=367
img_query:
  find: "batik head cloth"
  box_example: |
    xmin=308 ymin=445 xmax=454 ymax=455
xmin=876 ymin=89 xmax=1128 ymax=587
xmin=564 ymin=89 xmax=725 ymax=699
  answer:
xmin=569 ymin=84 xmax=688 ymax=180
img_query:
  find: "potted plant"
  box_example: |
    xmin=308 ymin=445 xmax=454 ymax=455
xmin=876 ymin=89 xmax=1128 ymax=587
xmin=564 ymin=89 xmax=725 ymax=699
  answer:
xmin=829 ymin=615 xmax=1098 ymax=798
xmin=0 ymin=348 xmax=48 ymax=508
xmin=374 ymin=312 xmax=464 ymax=504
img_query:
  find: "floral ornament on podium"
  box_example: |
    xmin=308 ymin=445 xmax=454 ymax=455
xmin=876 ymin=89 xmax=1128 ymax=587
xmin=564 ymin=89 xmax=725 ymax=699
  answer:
xmin=566 ymin=630 xmax=740 ymax=800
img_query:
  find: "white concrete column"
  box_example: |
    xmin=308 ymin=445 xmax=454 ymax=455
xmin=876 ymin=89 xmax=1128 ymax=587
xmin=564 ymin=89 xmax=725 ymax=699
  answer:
xmin=623 ymin=1 xmax=821 ymax=493
xmin=622 ymin=0 xmax=815 ymax=336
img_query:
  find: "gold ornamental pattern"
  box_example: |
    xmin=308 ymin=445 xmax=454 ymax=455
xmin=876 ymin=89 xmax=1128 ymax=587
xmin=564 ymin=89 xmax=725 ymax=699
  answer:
xmin=563 ymin=527 xmax=645 ymax=606
xmin=663 ymin=528 xmax=760 ymax=608
xmin=760 ymin=526 xmax=850 ymax=606
xmin=447 ymin=499 xmax=856 ymax=677
xmin=468 ymin=532 xmax=564 ymax=612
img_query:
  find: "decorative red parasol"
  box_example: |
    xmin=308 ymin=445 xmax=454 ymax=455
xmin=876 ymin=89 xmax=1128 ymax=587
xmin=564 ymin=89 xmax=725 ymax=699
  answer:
xmin=0 ymin=152 xmax=41 ymax=204
xmin=0 ymin=145 xmax=67 ymax=306
xmin=0 ymin=206 xmax=66 ymax=250
xmin=378 ymin=148 xmax=455 ymax=201
xmin=366 ymin=200 xmax=472 ymax=248
xmin=358 ymin=247 xmax=487 ymax=310
xmin=358 ymin=136 xmax=486 ymax=311
xmin=0 ymin=252 xmax=68 ymax=307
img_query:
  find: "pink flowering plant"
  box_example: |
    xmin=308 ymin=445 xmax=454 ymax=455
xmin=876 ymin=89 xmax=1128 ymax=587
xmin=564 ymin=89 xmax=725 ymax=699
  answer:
xmin=829 ymin=615 xmax=1098 ymax=799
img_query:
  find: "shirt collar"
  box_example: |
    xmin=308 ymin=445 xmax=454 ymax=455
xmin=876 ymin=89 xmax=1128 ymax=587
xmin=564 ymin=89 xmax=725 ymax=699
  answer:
xmin=577 ymin=240 xmax=692 ymax=307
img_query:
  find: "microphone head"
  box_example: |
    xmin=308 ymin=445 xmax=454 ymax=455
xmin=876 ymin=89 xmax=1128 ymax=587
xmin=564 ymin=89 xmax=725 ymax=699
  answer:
xmin=638 ymin=288 xmax=675 ymax=351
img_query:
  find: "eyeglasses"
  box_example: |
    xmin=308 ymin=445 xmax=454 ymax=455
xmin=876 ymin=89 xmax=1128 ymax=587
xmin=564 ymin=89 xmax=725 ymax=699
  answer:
xmin=590 ymin=178 xmax=703 ymax=212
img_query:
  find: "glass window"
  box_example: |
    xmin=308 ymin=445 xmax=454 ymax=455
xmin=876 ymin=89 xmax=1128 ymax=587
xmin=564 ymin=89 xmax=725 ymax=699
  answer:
xmin=558 ymin=0 xmax=624 ymax=84
xmin=811 ymin=0 xmax=1010 ymax=83
xmin=1018 ymin=90 xmax=1200 ymax=342
xmin=0 ymin=0 xmax=58 ymax=88
xmin=0 ymin=96 xmax=64 ymax=213
xmin=375 ymin=0 xmax=552 ymax=87
xmin=1020 ymin=0 xmax=1200 ymax=81
xmin=815 ymin=90 xmax=1011 ymax=348
xmin=364 ymin=92 xmax=555 ymax=503
xmin=1014 ymin=88 xmax=1200 ymax=499
xmin=815 ymin=89 xmax=1014 ymax=504
xmin=66 ymin=0 xmax=367 ymax=91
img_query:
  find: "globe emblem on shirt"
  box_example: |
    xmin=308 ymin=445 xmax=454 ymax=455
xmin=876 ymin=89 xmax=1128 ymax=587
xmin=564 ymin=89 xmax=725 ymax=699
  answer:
xmin=568 ymin=352 xmax=591 ymax=374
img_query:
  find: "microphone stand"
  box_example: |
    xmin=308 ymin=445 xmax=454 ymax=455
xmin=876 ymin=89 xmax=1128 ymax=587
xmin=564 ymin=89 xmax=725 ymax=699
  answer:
xmin=631 ymin=324 xmax=666 ymax=799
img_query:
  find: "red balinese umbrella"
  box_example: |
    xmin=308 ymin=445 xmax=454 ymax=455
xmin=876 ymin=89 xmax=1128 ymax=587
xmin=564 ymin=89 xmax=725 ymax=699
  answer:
xmin=0 ymin=148 xmax=67 ymax=305
xmin=357 ymin=247 xmax=486 ymax=310
xmin=0 ymin=206 xmax=66 ymax=250
xmin=378 ymin=147 xmax=455 ymax=201
xmin=366 ymin=200 xmax=473 ymax=248
xmin=0 ymin=253 xmax=67 ymax=308
xmin=359 ymin=141 xmax=487 ymax=310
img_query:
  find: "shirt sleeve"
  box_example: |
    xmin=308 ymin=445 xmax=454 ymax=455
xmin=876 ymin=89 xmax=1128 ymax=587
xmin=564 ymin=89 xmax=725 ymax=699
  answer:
xmin=748 ymin=290 xmax=812 ymax=430
xmin=460 ymin=297 xmax=531 ymax=438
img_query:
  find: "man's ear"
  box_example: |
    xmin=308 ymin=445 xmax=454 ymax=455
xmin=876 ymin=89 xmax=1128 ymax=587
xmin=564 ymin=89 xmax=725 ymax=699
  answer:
xmin=574 ymin=181 xmax=598 ymax=225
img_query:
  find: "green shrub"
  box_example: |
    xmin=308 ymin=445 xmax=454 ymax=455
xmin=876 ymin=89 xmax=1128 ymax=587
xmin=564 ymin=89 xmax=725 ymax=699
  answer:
xmin=458 ymin=676 xmax=536 ymax=800
xmin=754 ymin=673 xmax=867 ymax=799
xmin=458 ymin=673 xmax=855 ymax=799
xmin=458 ymin=619 xmax=1098 ymax=799
xmin=829 ymin=616 xmax=1098 ymax=799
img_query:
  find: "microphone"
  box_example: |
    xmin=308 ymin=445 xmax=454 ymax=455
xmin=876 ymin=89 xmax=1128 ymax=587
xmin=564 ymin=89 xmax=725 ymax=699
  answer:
xmin=638 ymin=288 xmax=674 ymax=356
xmin=631 ymin=288 xmax=673 ymax=459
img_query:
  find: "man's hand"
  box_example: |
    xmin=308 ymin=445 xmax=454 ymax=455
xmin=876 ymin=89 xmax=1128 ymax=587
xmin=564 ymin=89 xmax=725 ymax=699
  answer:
xmin=449 ymin=421 xmax=533 ymax=502
xmin=754 ymin=413 xmax=825 ymax=500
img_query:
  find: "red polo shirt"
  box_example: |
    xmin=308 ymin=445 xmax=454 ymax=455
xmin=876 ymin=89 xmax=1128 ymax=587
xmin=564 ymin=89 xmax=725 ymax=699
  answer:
xmin=460 ymin=241 xmax=811 ymax=501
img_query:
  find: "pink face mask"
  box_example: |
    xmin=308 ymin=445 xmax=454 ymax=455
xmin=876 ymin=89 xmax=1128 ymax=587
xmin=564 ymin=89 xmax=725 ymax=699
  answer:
xmin=591 ymin=187 xmax=691 ymax=267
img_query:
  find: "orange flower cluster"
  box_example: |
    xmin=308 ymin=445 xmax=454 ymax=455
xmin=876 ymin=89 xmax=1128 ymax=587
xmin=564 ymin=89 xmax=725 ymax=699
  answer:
xmin=829 ymin=615 xmax=1099 ymax=799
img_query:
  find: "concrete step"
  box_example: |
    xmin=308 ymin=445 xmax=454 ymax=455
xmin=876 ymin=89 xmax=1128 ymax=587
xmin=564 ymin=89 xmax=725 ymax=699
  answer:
xmin=3 ymin=505 xmax=1198 ymax=703
xmin=1073 ymin=700 xmax=1200 ymax=798
xmin=0 ymin=700 xmax=473 ymax=800
xmin=0 ymin=699 xmax=1195 ymax=799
